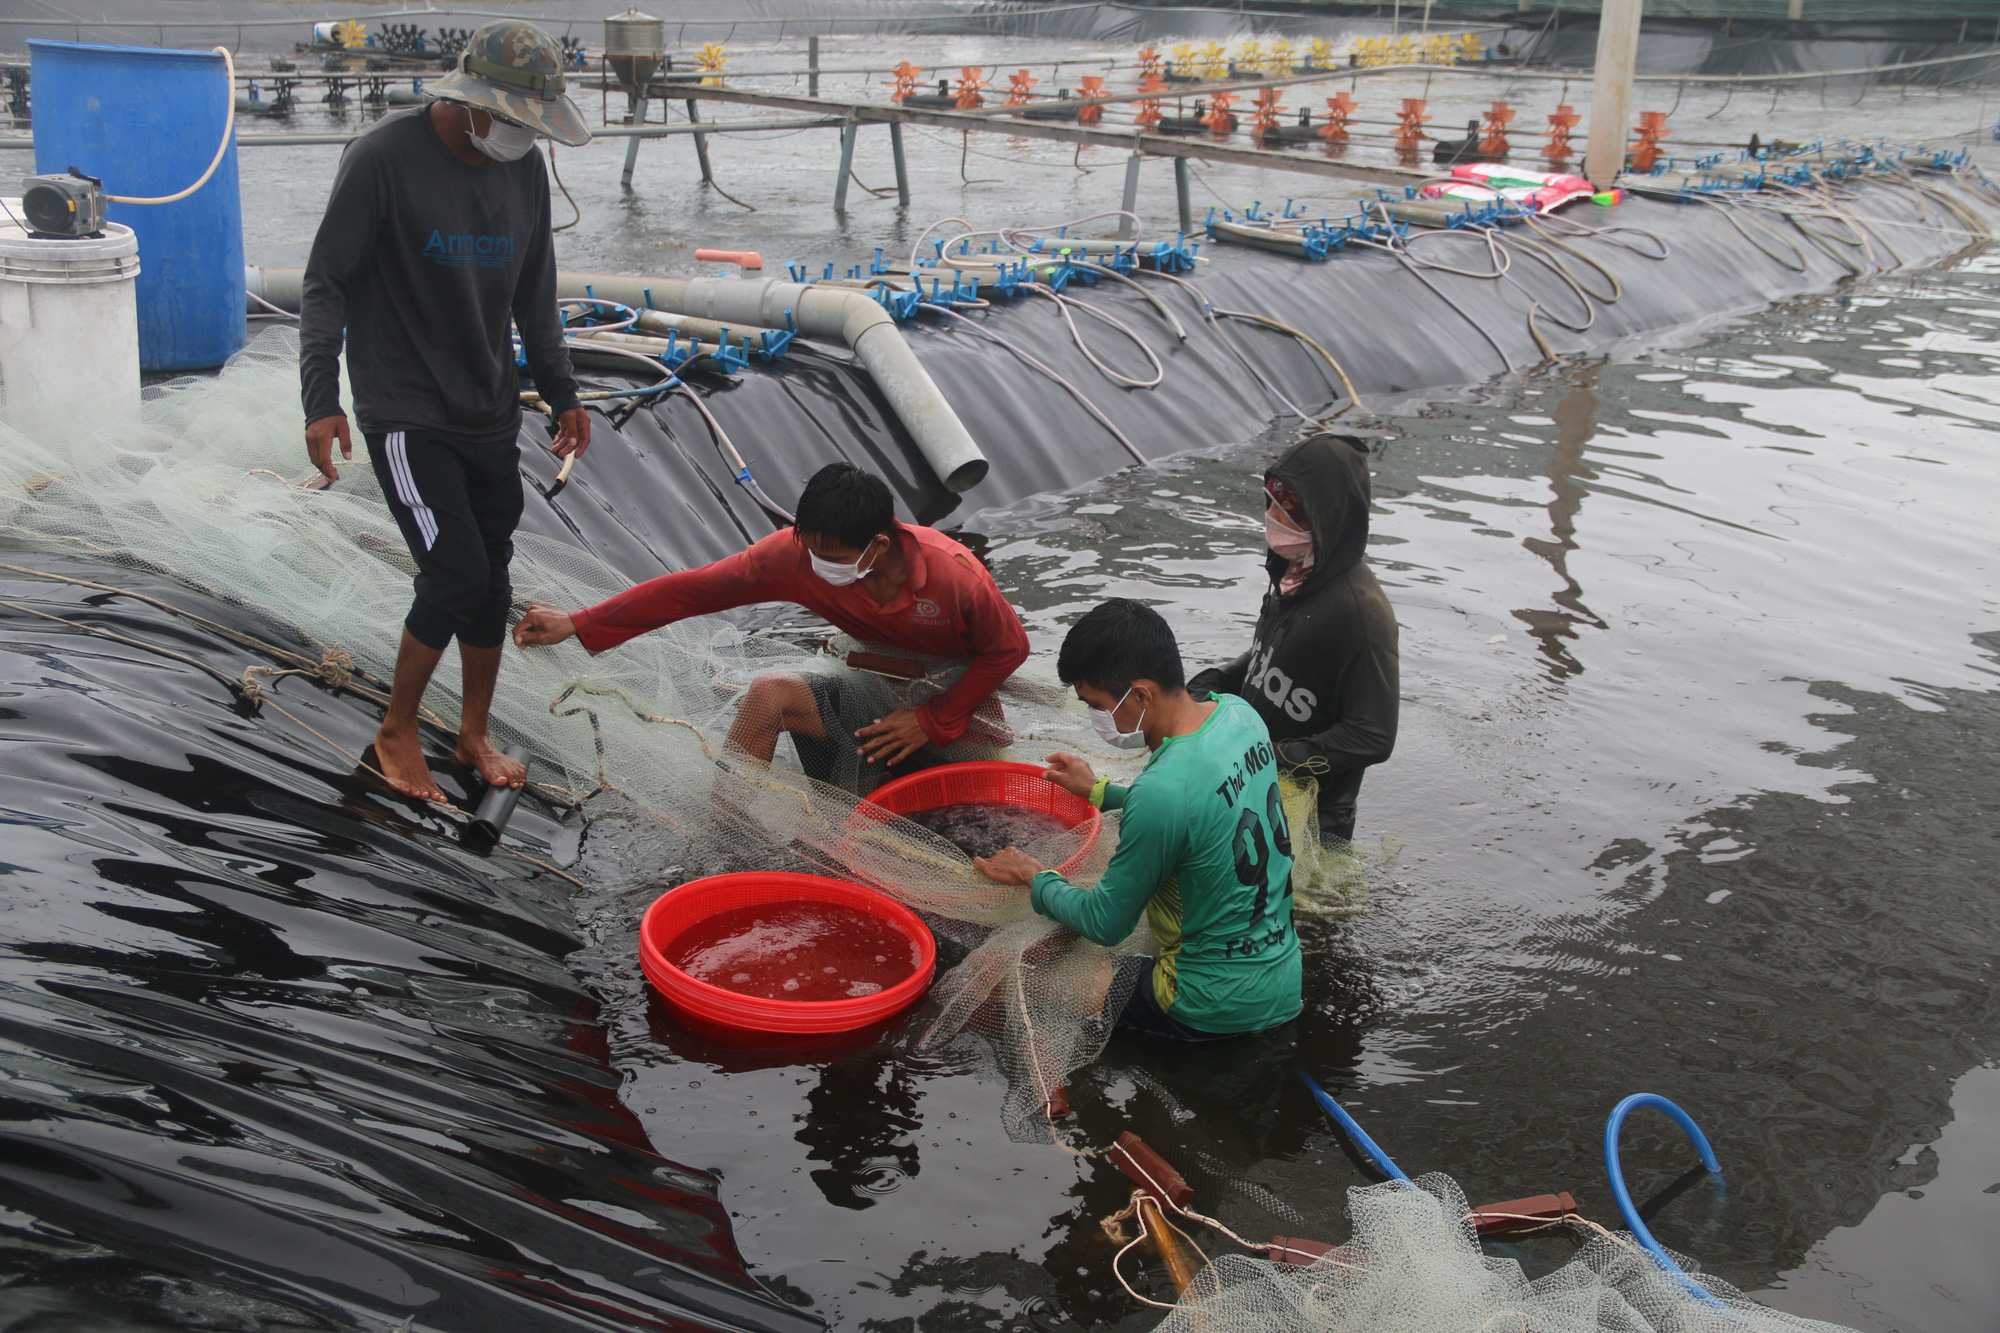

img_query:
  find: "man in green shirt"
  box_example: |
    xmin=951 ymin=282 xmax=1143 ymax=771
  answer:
xmin=974 ymin=599 xmax=1301 ymax=1040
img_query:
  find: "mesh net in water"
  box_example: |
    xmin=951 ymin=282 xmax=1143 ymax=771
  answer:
xmin=1161 ymin=1174 xmax=1859 ymax=1333
xmin=0 ymin=329 xmax=1372 ymax=1140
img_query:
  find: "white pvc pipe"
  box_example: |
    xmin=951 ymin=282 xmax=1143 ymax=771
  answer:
xmin=244 ymin=265 xmax=301 ymax=312
xmin=245 ymin=265 xmax=990 ymax=494
xmin=556 ymin=271 xmax=989 ymax=492
xmin=629 ymin=308 xmax=785 ymax=348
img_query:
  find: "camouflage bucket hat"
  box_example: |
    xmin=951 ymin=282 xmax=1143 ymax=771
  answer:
xmin=429 ymin=21 xmax=592 ymax=147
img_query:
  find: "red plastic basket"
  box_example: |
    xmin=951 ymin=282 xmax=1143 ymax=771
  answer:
xmin=859 ymin=760 xmax=1102 ymax=877
xmin=639 ymin=872 xmax=936 ymax=1036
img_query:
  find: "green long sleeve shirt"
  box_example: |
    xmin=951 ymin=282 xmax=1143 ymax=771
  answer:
xmin=1029 ymin=693 xmax=1301 ymax=1035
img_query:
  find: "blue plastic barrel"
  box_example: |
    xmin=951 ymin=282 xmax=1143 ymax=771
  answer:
xmin=29 ymin=41 xmax=245 ymax=371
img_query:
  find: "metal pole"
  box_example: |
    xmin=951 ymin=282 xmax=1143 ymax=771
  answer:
xmin=1174 ymin=155 xmax=1192 ymax=233
xmin=890 ymin=119 xmax=910 ymax=207
xmin=621 ymin=89 xmax=646 ymax=188
xmin=1119 ymin=150 xmax=1143 ymax=238
xmin=686 ymin=97 xmax=714 ymax=183
xmin=809 ymin=35 xmax=820 ymax=98
xmin=834 ymin=121 xmax=858 ymax=213
xmin=1584 ymin=0 xmax=1644 ymax=188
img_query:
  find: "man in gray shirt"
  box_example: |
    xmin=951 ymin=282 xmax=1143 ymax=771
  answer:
xmin=300 ymin=20 xmax=590 ymax=803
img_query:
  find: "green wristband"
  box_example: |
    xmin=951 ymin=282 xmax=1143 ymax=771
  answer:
xmin=1088 ymin=775 xmax=1111 ymax=808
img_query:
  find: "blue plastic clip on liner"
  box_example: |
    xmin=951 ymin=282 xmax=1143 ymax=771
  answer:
xmin=1313 ymin=221 xmax=1354 ymax=253
xmin=990 ymin=262 xmax=1026 ymax=298
xmin=873 ymin=284 xmax=921 ymax=321
xmin=1603 ymin=1093 xmax=1731 ymax=1312
xmin=706 ymin=337 xmax=749 ymax=376
xmin=1063 ymin=257 xmax=1102 ymax=285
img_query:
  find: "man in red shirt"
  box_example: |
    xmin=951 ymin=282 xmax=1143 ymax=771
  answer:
xmin=513 ymin=464 xmax=1029 ymax=790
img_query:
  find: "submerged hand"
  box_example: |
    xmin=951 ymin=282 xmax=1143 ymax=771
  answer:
xmin=973 ymin=846 xmax=1044 ymax=887
xmin=855 ymin=708 xmax=928 ymax=765
xmin=512 ymin=606 xmax=577 ymax=648
xmin=306 ymin=413 xmax=352 ymax=482
xmin=1041 ymin=752 xmax=1097 ymax=799
xmin=553 ymin=407 xmax=592 ymax=459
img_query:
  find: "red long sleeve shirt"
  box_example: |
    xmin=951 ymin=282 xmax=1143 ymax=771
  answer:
xmin=568 ymin=521 xmax=1031 ymax=747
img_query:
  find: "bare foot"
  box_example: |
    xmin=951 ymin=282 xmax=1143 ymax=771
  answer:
xmin=457 ymin=733 xmax=526 ymax=789
xmin=375 ymin=723 xmax=447 ymax=803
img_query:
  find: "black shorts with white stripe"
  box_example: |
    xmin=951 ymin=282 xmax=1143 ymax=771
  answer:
xmin=365 ymin=429 xmax=523 ymax=651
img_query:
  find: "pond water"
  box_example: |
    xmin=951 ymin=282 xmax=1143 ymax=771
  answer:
xmin=598 ymin=250 xmax=2000 ymax=1331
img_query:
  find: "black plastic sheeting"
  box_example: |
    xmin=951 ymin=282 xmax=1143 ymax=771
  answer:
xmin=0 ymin=560 xmax=823 ymax=1332
xmin=521 ymin=174 xmax=2000 ymax=582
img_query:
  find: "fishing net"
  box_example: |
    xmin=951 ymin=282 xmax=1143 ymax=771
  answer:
xmin=0 ymin=328 xmax=1365 ymax=1140
xmin=1162 ymin=1174 xmax=1859 ymax=1333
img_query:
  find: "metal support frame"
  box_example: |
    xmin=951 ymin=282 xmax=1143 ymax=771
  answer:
xmin=1118 ymin=151 xmax=1144 ymax=238
xmin=890 ymin=120 xmax=910 ymax=207
xmin=686 ymin=97 xmax=714 ymax=183
xmin=658 ymin=81 xmax=1415 ymax=188
xmin=1174 ymin=156 xmax=1192 ymax=234
xmin=809 ymin=35 xmax=820 ymax=98
xmin=834 ymin=121 xmax=859 ymax=213
xmin=620 ymin=90 xmax=646 ymax=188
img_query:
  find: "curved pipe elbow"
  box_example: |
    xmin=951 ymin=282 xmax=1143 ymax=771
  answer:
xmin=554 ymin=273 xmax=988 ymax=495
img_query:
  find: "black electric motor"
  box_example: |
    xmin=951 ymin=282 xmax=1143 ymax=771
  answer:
xmin=20 ymin=169 xmax=106 ymax=238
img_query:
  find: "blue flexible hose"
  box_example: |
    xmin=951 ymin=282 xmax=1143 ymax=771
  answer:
xmin=1294 ymin=1068 xmax=1412 ymax=1184
xmin=1603 ymin=1094 xmax=1729 ymax=1310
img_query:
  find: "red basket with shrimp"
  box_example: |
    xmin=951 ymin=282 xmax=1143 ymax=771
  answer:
xmin=855 ymin=760 xmax=1102 ymax=877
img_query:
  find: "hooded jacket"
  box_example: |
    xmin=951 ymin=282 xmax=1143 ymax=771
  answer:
xmin=1188 ymin=433 xmax=1399 ymax=837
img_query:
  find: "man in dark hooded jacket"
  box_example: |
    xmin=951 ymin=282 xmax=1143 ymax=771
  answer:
xmin=1187 ymin=433 xmax=1399 ymax=842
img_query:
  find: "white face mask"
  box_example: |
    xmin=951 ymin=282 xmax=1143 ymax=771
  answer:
xmin=469 ymin=115 xmax=537 ymax=162
xmin=1088 ymin=685 xmax=1150 ymax=750
xmin=1266 ymin=511 xmax=1313 ymax=562
xmin=808 ymin=540 xmax=879 ymax=588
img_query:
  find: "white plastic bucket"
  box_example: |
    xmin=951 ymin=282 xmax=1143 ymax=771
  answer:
xmin=0 ymin=203 xmax=141 ymax=428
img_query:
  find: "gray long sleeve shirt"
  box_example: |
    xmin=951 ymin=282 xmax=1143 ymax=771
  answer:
xmin=299 ymin=106 xmax=579 ymax=443
xmin=1187 ymin=434 xmax=1399 ymax=825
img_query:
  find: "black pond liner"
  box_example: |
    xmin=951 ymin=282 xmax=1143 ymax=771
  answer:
xmin=0 ymin=170 xmax=1992 ymax=1327
xmin=0 ymin=560 xmax=821 ymax=1332
xmin=519 ymin=173 xmax=2000 ymax=584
